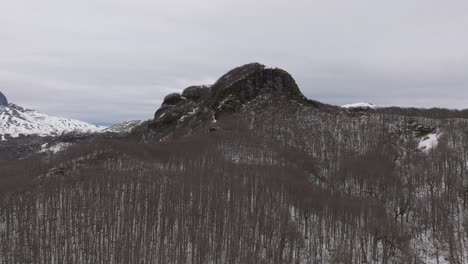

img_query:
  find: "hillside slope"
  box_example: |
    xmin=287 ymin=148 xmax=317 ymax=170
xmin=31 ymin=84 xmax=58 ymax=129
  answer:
xmin=1 ymin=63 xmax=468 ymax=264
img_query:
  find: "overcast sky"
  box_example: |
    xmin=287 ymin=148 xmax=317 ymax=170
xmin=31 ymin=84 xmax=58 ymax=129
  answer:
xmin=1 ymin=0 xmax=468 ymax=124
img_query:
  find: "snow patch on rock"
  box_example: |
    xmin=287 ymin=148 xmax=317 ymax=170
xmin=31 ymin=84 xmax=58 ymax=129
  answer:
xmin=178 ymin=107 xmax=199 ymax=124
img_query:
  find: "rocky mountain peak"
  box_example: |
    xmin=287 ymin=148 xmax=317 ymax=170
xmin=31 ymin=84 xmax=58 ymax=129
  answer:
xmin=149 ymin=63 xmax=308 ymax=140
xmin=212 ymin=63 xmax=266 ymax=93
xmin=211 ymin=63 xmax=304 ymax=102
xmin=0 ymin=91 xmax=8 ymax=106
xmin=208 ymin=63 xmax=305 ymax=115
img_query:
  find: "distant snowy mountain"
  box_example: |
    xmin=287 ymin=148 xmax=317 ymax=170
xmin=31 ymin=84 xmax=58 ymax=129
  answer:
xmin=103 ymin=120 xmax=144 ymax=134
xmin=0 ymin=102 xmax=104 ymax=140
xmin=341 ymin=102 xmax=377 ymax=109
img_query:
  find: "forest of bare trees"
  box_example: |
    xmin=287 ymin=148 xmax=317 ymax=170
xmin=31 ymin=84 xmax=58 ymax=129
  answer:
xmin=1 ymin=100 xmax=468 ymax=263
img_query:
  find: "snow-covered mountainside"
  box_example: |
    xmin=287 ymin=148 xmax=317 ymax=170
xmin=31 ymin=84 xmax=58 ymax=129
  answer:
xmin=0 ymin=103 xmax=104 ymax=139
xmin=342 ymin=102 xmax=377 ymax=109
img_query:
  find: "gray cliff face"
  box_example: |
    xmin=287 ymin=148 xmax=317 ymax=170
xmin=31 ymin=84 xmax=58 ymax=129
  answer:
xmin=142 ymin=63 xmax=310 ymax=142
xmin=211 ymin=63 xmax=266 ymax=95
xmin=0 ymin=91 xmax=8 ymax=106
xmin=147 ymin=63 xmax=308 ymax=141
xmin=153 ymin=63 xmax=305 ymax=122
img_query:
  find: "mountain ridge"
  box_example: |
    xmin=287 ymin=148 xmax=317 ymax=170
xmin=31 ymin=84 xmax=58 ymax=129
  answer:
xmin=0 ymin=95 xmax=104 ymax=140
xmin=1 ymin=63 xmax=468 ymax=263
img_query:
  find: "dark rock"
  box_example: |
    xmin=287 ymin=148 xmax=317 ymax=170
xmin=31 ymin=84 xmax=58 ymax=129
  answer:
xmin=211 ymin=63 xmax=304 ymax=113
xmin=182 ymin=85 xmax=211 ymax=100
xmin=212 ymin=63 xmax=266 ymax=95
xmin=163 ymin=93 xmax=183 ymax=105
xmin=208 ymin=126 xmax=219 ymax=132
xmin=155 ymin=107 xmax=184 ymax=125
xmin=414 ymin=126 xmax=435 ymax=138
xmin=216 ymin=94 xmax=242 ymax=112
xmin=405 ymin=121 xmax=436 ymax=138
xmin=150 ymin=63 xmax=307 ymax=141
xmin=0 ymin=91 xmax=8 ymax=106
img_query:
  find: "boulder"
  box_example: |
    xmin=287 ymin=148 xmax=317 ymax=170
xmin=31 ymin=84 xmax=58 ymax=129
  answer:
xmin=0 ymin=92 xmax=8 ymax=106
xmin=182 ymin=86 xmax=210 ymax=100
xmin=162 ymin=93 xmax=183 ymax=105
xmin=211 ymin=63 xmax=304 ymax=112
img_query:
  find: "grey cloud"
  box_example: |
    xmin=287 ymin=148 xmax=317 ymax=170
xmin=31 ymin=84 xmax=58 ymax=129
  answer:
xmin=1 ymin=0 xmax=468 ymax=124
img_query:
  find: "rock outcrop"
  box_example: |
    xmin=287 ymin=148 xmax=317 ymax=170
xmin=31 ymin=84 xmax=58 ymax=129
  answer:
xmin=152 ymin=63 xmax=306 ymax=129
xmin=182 ymin=85 xmax=211 ymax=100
xmin=146 ymin=63 xmax=311 ymax=141
xmin=0 ymin=91 xmax=8 ymax=106
xmin=210 ymin=63 xmax=304 ymax=112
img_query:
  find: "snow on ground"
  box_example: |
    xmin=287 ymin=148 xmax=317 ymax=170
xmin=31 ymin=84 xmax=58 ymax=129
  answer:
xmin=341 ymin=102 xmax=377 ymax=109
xmin=411 ymin=231 xmax=451 ymax=264
xmin=0 ymin=104 xmax=104 ymax=138
xmin=40 ymin=142 xmax=72 ymax=154
xmin=418 ymin=132 xmax=441 ymax=153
